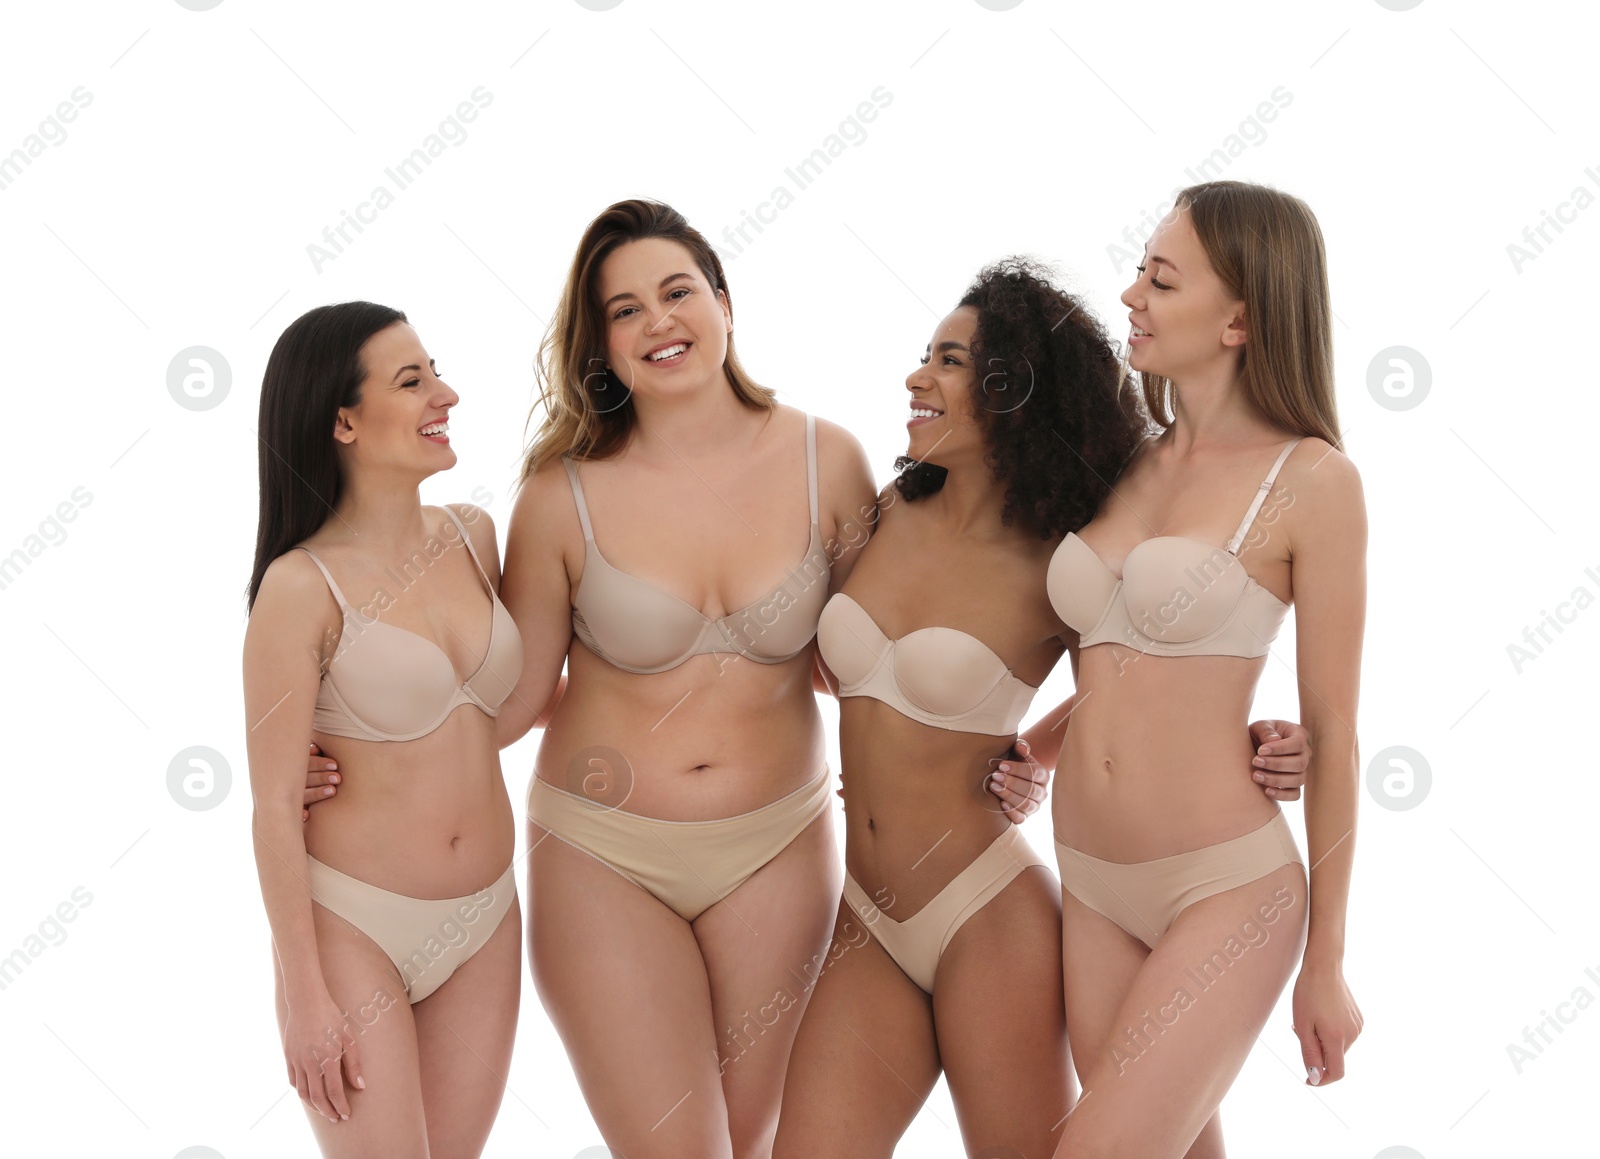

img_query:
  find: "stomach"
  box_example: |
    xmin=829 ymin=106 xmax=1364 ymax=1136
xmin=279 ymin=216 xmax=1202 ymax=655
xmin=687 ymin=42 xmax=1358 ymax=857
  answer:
xmin=533 ymin=642 xmax=828 ymax=820
xmin=304 ymin=708 xmax=514 ymax=896
xmin=837 ymin=698 xmax=1019 ymax=920
xmin=1053 ymin=646 xmax=1279 ymax=861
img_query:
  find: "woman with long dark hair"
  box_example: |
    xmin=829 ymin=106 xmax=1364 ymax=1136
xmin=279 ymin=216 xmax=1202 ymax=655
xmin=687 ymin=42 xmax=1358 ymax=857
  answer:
xmin=244 ymin=303 xmax=522 ymax=1156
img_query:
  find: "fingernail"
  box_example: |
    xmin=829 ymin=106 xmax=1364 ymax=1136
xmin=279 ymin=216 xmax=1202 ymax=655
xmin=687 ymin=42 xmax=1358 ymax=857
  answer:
xmin=356 ymin=1076 xmax=365 ymax=1089
xmin=1253 ymin=772 xmax=1265 ymax=782
xmin=995 ymin=774 xmax=1006 ymax=788
xmin=328 ymin=769 xmax=339 ymax=778
xmin=1307 ymin=1066 xmax=1321 ymax=1086
xmin=997 ymin=762 xmax=1010 ymax=772
xmin=1253 ymin=756 xmax=1266 ymax=767
xmin=324 ymin=787 xmax=335 ymax=795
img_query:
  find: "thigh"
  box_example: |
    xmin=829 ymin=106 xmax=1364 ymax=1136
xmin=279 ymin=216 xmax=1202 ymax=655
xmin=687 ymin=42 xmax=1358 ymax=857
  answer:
xmin=771 ymin=899 xmax=942 ymax=1159
xmin=694 ymin=805 xmax=840 ymax=1159
xmin=1060 ymin=889 xmax=1226 ymax=1159
xmin=528 ymin=818 xmax=734 ymax=1159
xmin=412 ymin=891 xmax=523 ymax=1159
xmin=1057 ymin=862 xmax=1309 ymax=1159
xmin=935 ymin=865 xmax=1073 ymax=1159
xmin=272 ymin=904 xmax=429 ymax=1156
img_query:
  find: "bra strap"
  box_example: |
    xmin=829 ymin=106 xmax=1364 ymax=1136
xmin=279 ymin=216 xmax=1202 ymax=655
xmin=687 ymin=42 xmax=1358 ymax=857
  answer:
xmin=296 ymin=547 xmax=353 ymax=611
xmin=562 ymin=457 xmax=596 ymax=542
xmin=442 ymin=505 xmax=493 ymax=588
xmin=805 ymin=413 xmax=818 ymax=524
xmin=1225 ymin=439 xmax=1302 ymax=555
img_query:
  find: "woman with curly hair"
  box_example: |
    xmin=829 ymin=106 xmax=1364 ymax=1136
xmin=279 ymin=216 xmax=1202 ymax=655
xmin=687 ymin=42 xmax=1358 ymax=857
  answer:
xmin=772 ymin=259 xmax=1313 ymax=1158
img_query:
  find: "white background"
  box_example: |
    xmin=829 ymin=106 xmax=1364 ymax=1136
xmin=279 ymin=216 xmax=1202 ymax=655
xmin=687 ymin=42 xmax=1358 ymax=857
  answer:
xmin=1 ymin=1 xmax=1594 ymax=1155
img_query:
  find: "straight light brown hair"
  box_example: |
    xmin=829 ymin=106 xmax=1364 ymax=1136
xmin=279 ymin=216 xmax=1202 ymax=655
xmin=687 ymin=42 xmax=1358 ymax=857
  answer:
xmin=1141 ymin=180 xmax=1341 ymax=448
xmin=517 ymin=199 xmax=774 ymax=489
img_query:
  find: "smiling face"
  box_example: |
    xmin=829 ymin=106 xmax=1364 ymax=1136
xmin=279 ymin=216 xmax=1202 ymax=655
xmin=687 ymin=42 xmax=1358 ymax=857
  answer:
xmin=595 ymin=237 xmax=733 ymax=399
xmin=1120 ymin=206 xmax=1247 ymax=382
xmin=334 ymin=321 xmax=458 ymax=476
xmin=904 ymin=306 xmax=989 ymax=466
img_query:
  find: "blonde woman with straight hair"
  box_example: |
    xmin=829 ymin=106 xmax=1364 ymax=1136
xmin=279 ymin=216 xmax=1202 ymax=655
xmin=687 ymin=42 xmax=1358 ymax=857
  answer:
xmin=1036 ymin=180 xmax=1365 ymax=1158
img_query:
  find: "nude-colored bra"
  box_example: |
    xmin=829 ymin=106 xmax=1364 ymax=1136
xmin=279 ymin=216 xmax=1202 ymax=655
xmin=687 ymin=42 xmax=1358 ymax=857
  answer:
xmin=1047 ymin=438 xmax=1301 ymax=659
xmin=817 ymin=593 xmax=1039 ymax=735
xmin=562 ymin=412 xmax=832 ymax=675
xmin=297 ymin=506 xmax=525 ymax=742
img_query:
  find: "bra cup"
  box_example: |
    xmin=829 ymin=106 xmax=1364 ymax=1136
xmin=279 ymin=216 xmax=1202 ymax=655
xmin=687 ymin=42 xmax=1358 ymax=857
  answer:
xmin=1047 ymin=535 xmax=1119 ymax=633
xmin=1121 ymin=539 xmax=1249 ymax=644
xmin=326 ymin=621 xmax=462 ymax=736
xmin=465 ymin=603 xmax=524 ymax=709
xmin=729 ymin=554 xmax=831 ymax=659
xmin=817 ymin=595 xmax=889 ymax=688
xmin=575 ymin=551 xmax=715 ymax=670
xmin=893 ymin=629 xmax=1009 ymax=718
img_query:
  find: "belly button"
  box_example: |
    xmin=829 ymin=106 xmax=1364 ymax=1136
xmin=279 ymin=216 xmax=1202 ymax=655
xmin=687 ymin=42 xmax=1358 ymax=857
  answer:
xmin=866 ymin=818 xmax=875 ymax=831
xmin=1102 ymin=756 xmax=1115 ymax=776
xmin=450 ymin=835 xmax=461 ymax=850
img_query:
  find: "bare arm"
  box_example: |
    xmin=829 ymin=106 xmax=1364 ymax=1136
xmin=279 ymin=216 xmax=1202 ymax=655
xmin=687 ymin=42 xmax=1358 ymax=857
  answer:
xmin=243 ymin=552 xmax=365 ymax=1119
xmin=1286 ymin=442 xmax=1367 ymax=1084
xmin=493 ymin=472 xmax=580 ymax=749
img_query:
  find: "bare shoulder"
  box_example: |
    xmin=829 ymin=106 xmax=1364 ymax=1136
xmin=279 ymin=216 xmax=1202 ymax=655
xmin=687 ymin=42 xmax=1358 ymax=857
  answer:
xmin=249 ymin=548 xmax=339 ymax=644
xmin=1280 ymin=436 xmax=1364 ymax=508
xmin=508 ymin=452 xmax=586 ymax=547
xmin=441 ymin=501 xmax=502 ymax=578
xmin=806 ymin=409 xmax=876 ymax=497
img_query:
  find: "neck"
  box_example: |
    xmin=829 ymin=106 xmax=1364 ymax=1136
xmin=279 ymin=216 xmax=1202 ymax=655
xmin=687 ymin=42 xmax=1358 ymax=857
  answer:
xmin=922 ymin=450 xmax=1012 ymax=538
xmin=328 ymin=467 xmax=428 ymax=551
xmin=629 ymin=379 xmax=762 ymax=461
xmin=1164 ymin=362 xmax=1261 ymax=454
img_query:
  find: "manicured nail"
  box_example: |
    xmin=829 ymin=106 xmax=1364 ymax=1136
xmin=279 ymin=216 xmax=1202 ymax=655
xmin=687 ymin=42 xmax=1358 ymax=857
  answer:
xmin=355 ymin=1076 xmax=365 ymax=1089
xmin=324 ymin=787 xmax=335 ymax=796
xmin=1307 ymin=1066 xmax=1321 ymax=1086
xmin=328 ymin=767 xmax=339 ymax=776
xmin=1253 ymin=756 xmax=1266 ymax=767
xmin=1253 ymin=772 xmax=1266 ymax=783
xmin=994 ymin=773 xmax=1006 ymax=788
xmin=997 ymin=762 xmax=1011 ymax=772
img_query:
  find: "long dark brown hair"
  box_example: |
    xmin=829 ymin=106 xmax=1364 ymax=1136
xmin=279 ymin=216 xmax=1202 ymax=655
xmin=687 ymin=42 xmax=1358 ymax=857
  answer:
xmin=246 ymin=301 xmax=407 ymax=611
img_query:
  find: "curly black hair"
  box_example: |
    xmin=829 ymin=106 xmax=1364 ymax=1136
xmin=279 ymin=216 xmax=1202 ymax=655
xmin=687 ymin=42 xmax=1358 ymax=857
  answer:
xmin=894 ymin=257 xmax=1148 ymax=539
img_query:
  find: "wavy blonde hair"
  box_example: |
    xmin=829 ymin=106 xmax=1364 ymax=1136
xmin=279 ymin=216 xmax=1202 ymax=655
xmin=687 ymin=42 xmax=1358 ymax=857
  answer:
xmin=516 ymin=199 xmax=774 ymax=489
xmin=1140 ymin=180 xmax=1341 ymax=448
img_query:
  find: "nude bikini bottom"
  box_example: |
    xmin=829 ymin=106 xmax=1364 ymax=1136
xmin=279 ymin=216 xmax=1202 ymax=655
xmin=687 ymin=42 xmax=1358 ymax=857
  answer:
xmin=305 ymin=856 xmax=516 ymax=1004
xmin=1053 ymin=811 xmax=1303 ymax=951
xmin=841 ymin=825 xmax=1052 ymax=994
xmin=527 ymin=769 xmax=833 ymax=922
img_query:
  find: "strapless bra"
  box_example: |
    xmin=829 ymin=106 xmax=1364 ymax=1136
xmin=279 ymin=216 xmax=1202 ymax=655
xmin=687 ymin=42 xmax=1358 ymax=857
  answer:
xmin=298 ymin=506 xmax=525 ymax=742
xmin=817 ymin=593 xmax=1039 ymax=735
xmin=563 ymin=413 xmax=831 ymax=675
xmin=1047 ymin=439 xmax=1301 ymax=659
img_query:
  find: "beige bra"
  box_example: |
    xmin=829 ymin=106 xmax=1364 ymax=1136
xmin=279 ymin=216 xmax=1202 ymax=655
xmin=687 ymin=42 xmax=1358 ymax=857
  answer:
xmin=1047 ymin=438 xmax=1300 ymax=659
xmin=817 ymin=593 xmax=1039 ymax=735
xmin=563 ymin=413 xmax=832 ymax=675
xmin=297 ymin=506 xmax=525 ymax=742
